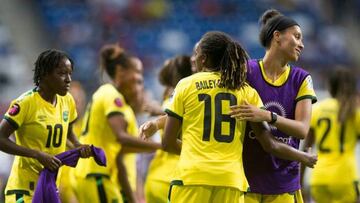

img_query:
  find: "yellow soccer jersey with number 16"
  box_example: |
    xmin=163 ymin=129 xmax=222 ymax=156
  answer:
xmin=166 ymin=71 xmax=263 ymax=191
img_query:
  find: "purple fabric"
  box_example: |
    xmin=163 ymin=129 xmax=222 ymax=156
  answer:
xmin=243 ymin=59 xmax=309 ymax=194
xmin=32 ymin=145 xmax=106 ymax=203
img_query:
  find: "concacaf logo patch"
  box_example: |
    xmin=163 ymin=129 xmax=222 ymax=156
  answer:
xmin=114 ymin=98 xmax=123 ymax=107
xmin=8 ymin=103 xmax=20 ymax=116
xmin=63 ymin=111 xmax=69 ymax=122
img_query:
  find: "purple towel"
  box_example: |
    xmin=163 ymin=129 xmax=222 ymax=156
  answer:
xmin=32 ymin=145 xmax=106 ymax=203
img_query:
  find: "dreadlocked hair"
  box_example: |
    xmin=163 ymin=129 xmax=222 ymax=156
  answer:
xmin=200 ymin=31 xmax=249 ymax=90
xmin=33 ymin=49 xmax=73 ymax=86
xmin=100 ymin=44 xmax=132 ymax=79
xmin=329 ymin=67 xmax=358 ymax=123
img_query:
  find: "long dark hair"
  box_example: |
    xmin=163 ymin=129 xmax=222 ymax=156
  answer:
xmin=159 ymin=55 xmax=192 ymax=100
xmin=259 ymin=9 xmax=299 ymax=48
xmin=99 ymin=44 xmax=133 ymax=79
xmin=33 ymin=49 xmax=73 ymax=86
xmin=199 ymin=31 xmax=249 ymax=90
xmin=329 ymin=67 xmax=358 ymax=123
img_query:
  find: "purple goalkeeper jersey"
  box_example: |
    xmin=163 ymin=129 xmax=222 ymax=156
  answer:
xmin=243 ymin=59 xmax=311 ymax=194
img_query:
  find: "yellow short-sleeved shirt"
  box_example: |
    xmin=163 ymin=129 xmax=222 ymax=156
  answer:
xmin=4 ymin=89 xmax=77 ymax=196
xmin=165 ymin=72 xmax=263 ymax=191
xmin=75 ymin=84 xmax=138 ymax=189
xmin=310 ymin=98 xmax=360 ymax=185
xmin=146 ymin=98 xmax=179 ymax=183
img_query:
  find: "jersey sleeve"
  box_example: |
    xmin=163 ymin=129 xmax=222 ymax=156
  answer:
xmin=165 ymin=79 xmax=187 ymax=120
xmin=102 ymin=93 xmax=127 ymax=117
xmin=296 ymin=75 xmax=317 ymax=103
xmin=3 ymin=99 xmax=29 ymax=129
xmin=68 ymin=93 xmax=78 ymax=123
xmin=245 ymin=86 xmax=264 ymax=108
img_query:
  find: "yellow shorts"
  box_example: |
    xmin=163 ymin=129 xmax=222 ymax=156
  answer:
xmin=310 ymin=182 xmax=359 ymax=203
xmin=59 ymin=165 xmax=78 ymax=203
xmin=244 ymin=189 xmax=303 ymax=203
xmin=169 ymin=180 xmax=244 ymax=203
xmin=5 ymin=191 xmax=32 ymax=203
xmin=73 ymin=174 xmax=123 ymax=203
xmin=144 ymin=179 xmax=169 ymax=203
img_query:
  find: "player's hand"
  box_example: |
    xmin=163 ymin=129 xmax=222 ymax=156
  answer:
xmin=77 ymin=144 xmax=92 ymax=158
xmin=139 ymin=120 xmax=158 ymax=140
xmin=230 ymin=101 xmax=270 ymax=122
xmin=302 ymin=147 xmax=317 ymax=168
xmin=35 ymin=151 xmax=62 ymax=171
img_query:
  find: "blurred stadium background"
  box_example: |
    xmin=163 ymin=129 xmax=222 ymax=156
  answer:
xmin=0 ymin=0 xmax=359 ymax=202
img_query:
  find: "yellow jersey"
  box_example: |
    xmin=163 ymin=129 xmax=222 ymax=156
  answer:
xmin=4 ymin=89 xmax=77 ymax=195
xmin=310 ymin=98 xmax=360 ymax=185
xmin=166 ymin=72 xmax=263 ymax=191
xmin=146 ymin=98 xmax=179 ymax=183
xmin=75 ymin=84 xmax=138 ymax=189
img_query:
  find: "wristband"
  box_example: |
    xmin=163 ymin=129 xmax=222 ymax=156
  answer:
xmin=269 ymin=111 xmax=278 ymax=124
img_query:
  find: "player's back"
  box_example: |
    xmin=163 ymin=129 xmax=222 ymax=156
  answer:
xmin=76 ymin=84 xmax=136 ymax=177
xmin=166 ymin=71 xmax=262 ymax=191
xmin=310 ymin=98 xmax=360 ymax=185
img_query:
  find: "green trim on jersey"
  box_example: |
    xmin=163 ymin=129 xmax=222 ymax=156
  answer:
xmin=295 ymin=95 xmax=317 ymax=104
xmin=3 ymin=116 xmax=19 ymax=129
xmin=165 ymin=109 xmax=183 ymax=121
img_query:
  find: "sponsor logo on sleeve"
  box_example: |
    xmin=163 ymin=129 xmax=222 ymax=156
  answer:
xmin=114 ymin=98 xmax=123 ymax=107
xmin=8 ymin=103 xmax=20 ymax=116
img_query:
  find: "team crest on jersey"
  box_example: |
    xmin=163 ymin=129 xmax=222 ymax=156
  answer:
xmin=63 ymin=111 xmax=69 ymax=122
xmin=114 ymin=98 xmax=123 ymax=107
xmin=8 ymin=103 xmax=20 ymax=116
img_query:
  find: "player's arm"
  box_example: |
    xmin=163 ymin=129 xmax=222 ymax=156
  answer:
xmin=139 ymin=115 xmax=167 ymax=139
xmin=250 ymin=121 xmax=317 ymax=168
xmin=66 ymin=122 xmax=92 ymax=158
xmin=230 ymin=99 xmax=312 ymax=139
xmin=300 ymin=128 xmax=315 ymax=184
xmin=0 ymin=119 xmax=61 ymax=171
xmin=270 ymin=99 xmax=312 ymax=139
xmin=162 ymin=115 xmax=182 ymax=155
xmin=108 ymin=113 xmax=161 ymax=152
xmin=116 ymin=151 xmax=137 ymax=203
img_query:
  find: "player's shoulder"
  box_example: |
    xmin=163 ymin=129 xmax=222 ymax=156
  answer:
xmin=240 ymin=83 xmax=258 ymax=95
xmin=290 ymin=65 xmax=311 ymax=77
xmin=13 ymin=89 xmax=38 ymax=104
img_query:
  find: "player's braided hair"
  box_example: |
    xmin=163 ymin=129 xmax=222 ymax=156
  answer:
xmin=33 ymin=49 xmax=73 ymax=86
xmin=329 ymin=67 xmax=358 ymax=123
xmin=199 ymin=31 xmax=249 ymax=90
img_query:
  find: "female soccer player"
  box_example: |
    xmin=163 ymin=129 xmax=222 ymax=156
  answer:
xmin=230 ymin=9 xmax=317 ymax=203
xmin=0 ymin=49 xmax=92 ymax=203
xmin=162 ymin=31 xmax=316 ymax=203
xmin=302 ymin=68 xmax=360 ymax=203
xmin=73 ymin=44 xmax=161 ymax=203
xmin=59 ymin=81 xmax=87 ymax=203
xmin=143 ymin=55 xmax=192 ymax=203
